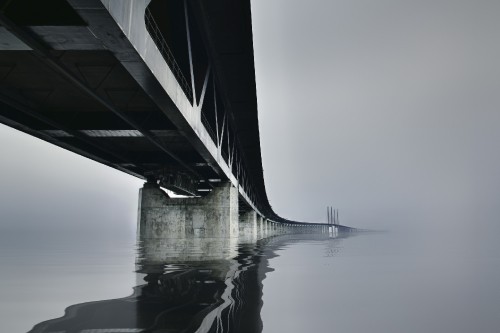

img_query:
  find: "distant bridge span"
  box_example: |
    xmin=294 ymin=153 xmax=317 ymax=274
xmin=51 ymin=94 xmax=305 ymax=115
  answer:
xmin=0 ymin=0 xmax=355 ymax=233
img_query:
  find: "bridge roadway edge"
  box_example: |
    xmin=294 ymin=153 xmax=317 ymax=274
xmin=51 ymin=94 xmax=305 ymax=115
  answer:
xmin=85 ymin=0 xmax=265 ymax=217
xmin=76 ymin=0 xmax=339 ymax=228
xmin=0 ymin=0 xmax=358 ymax=232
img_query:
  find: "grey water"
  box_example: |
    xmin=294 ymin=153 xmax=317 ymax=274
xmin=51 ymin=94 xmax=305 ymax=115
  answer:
xmin=1 ymin=226 xmax=500 ymax=332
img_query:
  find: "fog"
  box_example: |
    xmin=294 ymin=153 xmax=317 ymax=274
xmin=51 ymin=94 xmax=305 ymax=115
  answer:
xmin=0 ymin=125 xmax=142 ymax=238
xmin=1 ymin=0 xmax=500 ymax=235
xmin=2 ymin=2 xmax=500 ymax=332
xmin=261 ymin=233 xmax=500 ymax=333
xmin=252 ymin=0 xmax=500 ymax=234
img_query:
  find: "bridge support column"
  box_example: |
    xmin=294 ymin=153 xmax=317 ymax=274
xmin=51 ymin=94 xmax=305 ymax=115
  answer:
xmin=257 ymin=216 xmax=264 ymax=239
xmin=239 ymin=210 xmax=258 ymax=243
xmin=268 ymin=221 xmax=274 ymax=237
xmin=272 ymin=222 xmax=278 ymax=236
xmin=137 ymin=181 xmax=238 ymax=262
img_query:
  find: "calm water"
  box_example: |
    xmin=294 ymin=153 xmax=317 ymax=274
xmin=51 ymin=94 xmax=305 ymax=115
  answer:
xmin=1 ymin=227 xmax=499 ymax=332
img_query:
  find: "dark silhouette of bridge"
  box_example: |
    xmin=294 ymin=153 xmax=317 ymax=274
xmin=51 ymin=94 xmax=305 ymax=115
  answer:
xmin=0 ymin=0 xmax=356 ymax=234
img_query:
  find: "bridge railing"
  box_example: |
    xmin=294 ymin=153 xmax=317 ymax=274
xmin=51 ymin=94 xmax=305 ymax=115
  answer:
xmin=144 ymin=7 xmax=193 ymax=103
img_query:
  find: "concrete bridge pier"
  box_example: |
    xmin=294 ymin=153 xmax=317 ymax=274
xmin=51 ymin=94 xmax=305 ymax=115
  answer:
xmin=257 ymin=216 xmax=265 ymax=238
xmin=270 ymin=222 xmax=277 ymax=236
xmin=137 ymin=181 xmax=239 ymax=262
xmin=329 ymin=225 xmax=338 ymax=237
xmin=239 ymin=210 xmax=258 ymax=243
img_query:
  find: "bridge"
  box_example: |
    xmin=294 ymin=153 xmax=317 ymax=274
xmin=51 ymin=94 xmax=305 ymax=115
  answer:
xmin=28 ymin=232 xmax=351 ymax=333
xmin=0 ymin=0 xmax=355 ymax=241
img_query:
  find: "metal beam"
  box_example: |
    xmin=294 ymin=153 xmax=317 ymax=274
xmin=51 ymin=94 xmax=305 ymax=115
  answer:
xmin=0 ymin=7 xmax=207 ymax=184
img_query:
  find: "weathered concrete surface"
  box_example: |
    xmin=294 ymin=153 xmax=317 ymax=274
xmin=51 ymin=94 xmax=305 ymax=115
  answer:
xmin=138 ymin=181 xmax=238 ymax=262
xmin=138 ymin=180 xmax=330 ymax=262
xmin=139 ymin=181 xmax=238 ymax=239
xmin=257 ymin=216 xmax=264 ymax=239
xmin=239 ymin=210 xmax=258 ymax=243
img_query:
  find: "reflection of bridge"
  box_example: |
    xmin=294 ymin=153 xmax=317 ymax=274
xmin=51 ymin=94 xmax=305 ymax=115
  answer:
xmin=28 ymin=233 xmax=350 ymax=333
xmin=0 ymin=0 xmax=356 ymax=234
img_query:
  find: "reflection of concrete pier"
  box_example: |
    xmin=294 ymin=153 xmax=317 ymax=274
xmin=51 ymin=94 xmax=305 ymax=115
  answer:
xmin=29 ymin=228 xmax=351 ymax=333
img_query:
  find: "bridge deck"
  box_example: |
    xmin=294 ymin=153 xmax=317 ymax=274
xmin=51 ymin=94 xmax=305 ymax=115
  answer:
xmin=0 ymin=0 xmax=355 ymax=228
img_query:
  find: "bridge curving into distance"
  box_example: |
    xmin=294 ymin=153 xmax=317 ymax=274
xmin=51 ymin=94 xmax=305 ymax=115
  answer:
xmin=0 ymin=0 xmax=355 ymax=235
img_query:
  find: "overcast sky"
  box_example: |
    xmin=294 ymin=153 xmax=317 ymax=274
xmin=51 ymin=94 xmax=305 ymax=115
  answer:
xmin=252 ymin=0 xmax=500 ymax=232
xmin=1 ymin=0 xmax=500 ymax=234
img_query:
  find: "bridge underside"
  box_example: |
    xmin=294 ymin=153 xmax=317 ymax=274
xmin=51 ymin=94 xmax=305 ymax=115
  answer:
xmin=0 ymin=0 xmax=264 ymax=200
xmin=0 ymin=0 xmax=355 ymax=231
xmin=0 ymin=0 xmax=225 ymax=196
xmin=0 ymin=48 xmax=218 ymax=194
